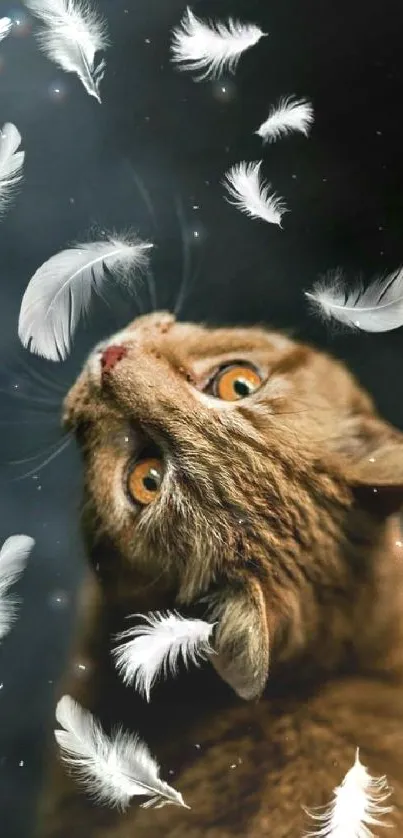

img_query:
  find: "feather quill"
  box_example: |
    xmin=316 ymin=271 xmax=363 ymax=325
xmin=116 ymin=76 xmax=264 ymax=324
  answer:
xmin=256 ymin=96 xmax=314 ymax=144
xmin=0 ymin=17 xmax=12 ymax=42
xmin=0 ymin=535 xmax=35 ymax=641
xmin=0 ymin=123 xmax=25 ymax=217
xmin=23 ymin=0 xmax=109 ymax=102
xmin=306 ymin=267 xmax=403 ymax=332
xmin=223 ymin=161 xmax=287 ymax=227
xmin=18 ymin=235 xmax=152 ymax=361
xmin=55 ymin=695 xmax=189 ymax=810
xmin=171 ymin=7 xmax=266 ymax=81
xmin=113 ymin=611 xmax=216 ymax=701
xmin=304 ymin=749 xmax=393 ymax=837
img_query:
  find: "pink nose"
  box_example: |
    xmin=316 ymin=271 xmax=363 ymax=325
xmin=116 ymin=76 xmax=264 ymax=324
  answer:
xmin=101 ymin=344 xmax=127 ymax=373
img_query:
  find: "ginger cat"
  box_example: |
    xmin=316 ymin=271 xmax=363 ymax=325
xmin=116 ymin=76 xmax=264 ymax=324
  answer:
xmin=35 ymin=312 xmax=403 ymax=837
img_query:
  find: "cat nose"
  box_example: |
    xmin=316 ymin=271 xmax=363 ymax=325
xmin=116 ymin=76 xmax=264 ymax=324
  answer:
xmin=101 ymin=344 xmax=127 ymax=373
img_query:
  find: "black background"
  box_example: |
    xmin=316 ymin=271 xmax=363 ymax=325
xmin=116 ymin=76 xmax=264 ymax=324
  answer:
xmin=1 ymin=1 xmax=403 ymax=835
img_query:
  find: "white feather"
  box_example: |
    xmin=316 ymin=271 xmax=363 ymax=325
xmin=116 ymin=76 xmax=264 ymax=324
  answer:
xmin=55 ymin=695 xmax=189 ymax=810
xmin=306 ymin=267 xmax=403 ymax=332
xmin=0 ymin=123 xmax=25 ymax=217
xmin=171 ymin=6 xmax=266 ymax=81
xmin=0 ymin=535 xmax=35 ymax=641
xmin=113 ymin=611 xmax=216 ymax=702
xmin=223 ymin=161 xmax=287 ymax=227
xmin=23 ymin=0 xmax=109 ymax=102
xmin=0 ymin=17 xmax=12 ymax=42
xmin=256 ymin=95 xmax=314 ymax=144
xmin=304 ymin=749 xmax=393 ymax=837
xmin=18 ymin=235 xmax=153 ymax=362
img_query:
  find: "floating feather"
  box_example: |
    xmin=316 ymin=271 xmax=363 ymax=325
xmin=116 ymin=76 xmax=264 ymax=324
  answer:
xmin=113 ymin=611 xmax=216 ymax=701
xmin=306 ymin=267 xmax=403 ymax=333
xmin=0 ymin=17 xmax=12 ymax=42
xmin=171 ymin=6 xmax=266 ymax=81
xmin=55 ymin=695 xmax=189 ymax=810
xmin=23 ymin=0 xmax=109 ymax=102
xmin=304 ymin=749 xmax=393 ymax=837
xmin=256 ymin=96 xmax=314 ymax=144
xmin=0 ymin=535 xmax=35 ymax=641
xmin=18 ymin=236 xmax=153 ymax=362
xmin=0 ymin=123 xmax=25 ymax=217
xmin=223 ymin=161 xmax=287 ymax=227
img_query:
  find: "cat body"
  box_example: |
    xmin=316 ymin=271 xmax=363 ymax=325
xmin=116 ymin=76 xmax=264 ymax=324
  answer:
xmin=35 ymin=313 xmax=403 ymax=836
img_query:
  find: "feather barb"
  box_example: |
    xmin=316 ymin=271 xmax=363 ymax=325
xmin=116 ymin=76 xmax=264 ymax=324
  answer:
xmin=304 ymin=748 xmax=393 ymax=837
xmin=223 ymin=161 xmax=287 ymax=227
xmin=0 ymin=123 xmax=25 ymax=217
xmin=23 ymin=0 xmax=109 ymax=102
xmin=0 ymin=535 xmax=35 ymax=641
xmin=256 ymin=96 xmax=314 ymax=144
xmin=171 ymin=7 xmax=266 ymax=81
xmin=0 ymin=18 xmax=12 ymax=42
xmin=113 ymin=610 xmax=216 ymax=701
xmin=306 ymin=267 xmax=403 ymax=333
xmin=55 ymin=695 xmax=190 ymax=810
xmin=18 ymin=235 xmax=153 ymax=361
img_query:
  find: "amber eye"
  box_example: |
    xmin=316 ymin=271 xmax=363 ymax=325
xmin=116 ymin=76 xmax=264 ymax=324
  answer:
xmin=213 ymin=364 xmax=263 ymax=401
xmin=127 ymin=457 xmax=164 ymax=505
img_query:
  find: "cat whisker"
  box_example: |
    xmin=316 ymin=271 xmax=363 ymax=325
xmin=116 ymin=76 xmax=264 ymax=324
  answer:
xmin=274 ymin=407 xmax=314 ymax=417
xmin=127 ymin=163 xmax=158 ymax=312
xmin=0 ymin=416 xmax=58 ymax=425
xmin=274 ymin=400 xmax=336 ymax=417
xmin=88 ymin=271 xmax=125 ymax=325
xmin=13 ymin=353 xmax=67 ymax=397
xmin=173 ymin=194 xmax=194 ymax=317
xmin=133 ymin=567 xmax=168 ymax=595
xmin=11 ymin=372 xmax=65 ymax=403
xmin=0 ymin=387 xmax=61 ymax=410
xmin=145 ymin=267 xmax=157 ymax=313
xmin=4 ymin=345 xmax=67 ymax=397
xmin=128 ymin=164 xmax=159 ymax=232
xmin=133 ymin=283 xmax=145 ymax=316
xmin=7 ymin=432 xmax=72 ymax=466
xmin=11 ymin=435 xmax=73 ymax=481
xmin=102 ymin=263 xmax=151 ymax=319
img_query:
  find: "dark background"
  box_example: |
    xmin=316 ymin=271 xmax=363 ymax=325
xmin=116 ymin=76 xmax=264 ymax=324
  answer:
xmin=1 ymin=0 xmax=403 ymax=834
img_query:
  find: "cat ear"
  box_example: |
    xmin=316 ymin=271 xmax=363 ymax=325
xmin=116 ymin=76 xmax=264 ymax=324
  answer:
xmin=207 ymin=577 xmax=269 ymax=701
xmin=339 ymin=414 xmax=403 ymax=516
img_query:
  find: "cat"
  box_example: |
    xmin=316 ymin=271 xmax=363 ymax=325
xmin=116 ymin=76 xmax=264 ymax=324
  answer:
xmin=35 ymin=311 xmax=403 ymax=837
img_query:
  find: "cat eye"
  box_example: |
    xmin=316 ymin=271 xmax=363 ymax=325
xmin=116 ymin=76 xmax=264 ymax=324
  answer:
xmin=127 ymin=457 xmax=164 ymax=506
xmin=211 ymin=363 xmax=263 ymax=401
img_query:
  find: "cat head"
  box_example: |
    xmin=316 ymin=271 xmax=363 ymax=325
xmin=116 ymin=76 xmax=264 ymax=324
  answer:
xmin=64 ymin=311 xmax=403 ymax=700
